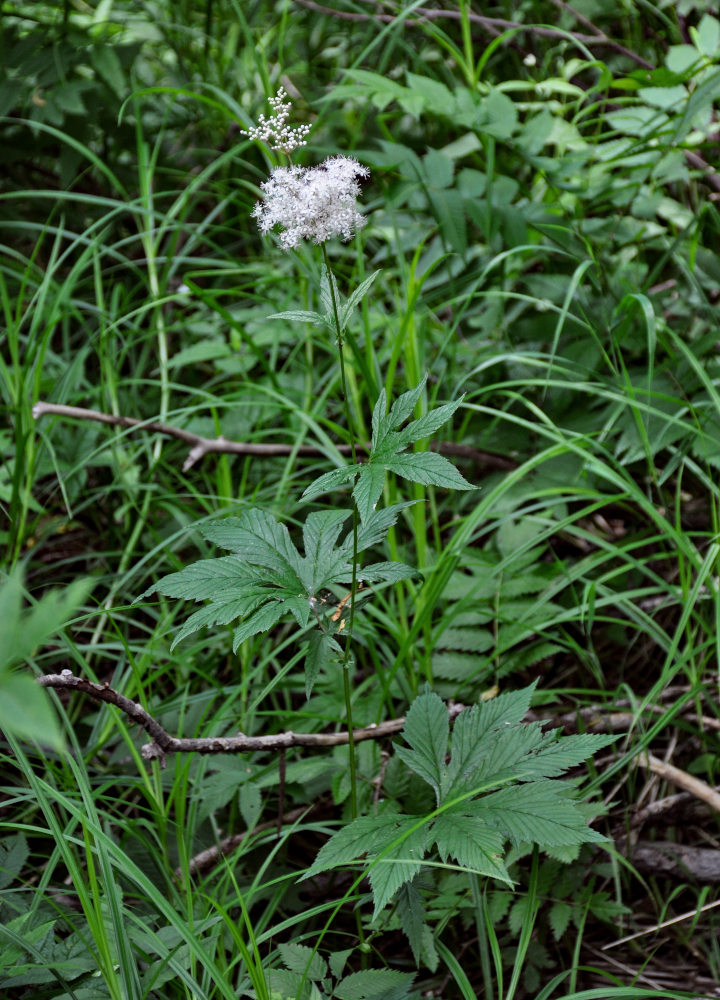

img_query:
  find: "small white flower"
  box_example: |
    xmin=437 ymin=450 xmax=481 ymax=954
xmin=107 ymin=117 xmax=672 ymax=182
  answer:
xmin=252 ymin=155 xmax=370 ymax=250
xmin=241 ymin=86 xmax=311 ymax=154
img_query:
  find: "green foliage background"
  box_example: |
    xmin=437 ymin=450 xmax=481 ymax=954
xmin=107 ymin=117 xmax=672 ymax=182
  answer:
xmin=2 ymin=0 xmax=720 ymax=997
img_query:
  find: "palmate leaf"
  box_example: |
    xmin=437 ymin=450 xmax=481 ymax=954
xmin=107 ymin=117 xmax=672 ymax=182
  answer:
xmin=304 ymin=377 xmax=475 ymax=521
xmin=143 ymin=506 xmax=414 ymax=650
xmin=308 ymin=685 xmax=611 ymax=918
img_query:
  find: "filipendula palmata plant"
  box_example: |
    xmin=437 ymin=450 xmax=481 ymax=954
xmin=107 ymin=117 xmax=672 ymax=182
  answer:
xmin=139 ymin=89 xmax=614 ymax=963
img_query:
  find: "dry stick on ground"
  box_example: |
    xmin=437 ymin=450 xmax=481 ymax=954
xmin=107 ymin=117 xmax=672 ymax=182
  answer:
xmin=37 ymin=670 xmax=422 ymax=764
xmin=32 ymin=401 xmax=516 ymax=473
xmin=638 ymin=751 xmax=720 ymax=814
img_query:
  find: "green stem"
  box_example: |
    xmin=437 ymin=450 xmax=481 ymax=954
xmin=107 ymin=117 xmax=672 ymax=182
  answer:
xmin=322 ymin=245 xmax=359 ymax=819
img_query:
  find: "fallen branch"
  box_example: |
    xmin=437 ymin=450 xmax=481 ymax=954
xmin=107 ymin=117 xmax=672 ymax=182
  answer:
xmin=638 ymin=751 xmax=720 ymax=815
xmin=629 ymin=841 xmax=720 ymax=884
xmin=32 ymin=401 xmax=516 ymax=472
xmin=38 ymin=670 xmax=414 ymax=763
xmin=38 ymin=670 xmax=466 ymax=766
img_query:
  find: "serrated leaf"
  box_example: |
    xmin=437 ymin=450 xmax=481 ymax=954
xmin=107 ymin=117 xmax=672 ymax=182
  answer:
xmin=477 ymin=781 xmax=607 ymax=848
xmin=432 ymin=651 xmax=487 ymax=681
xmin=432 ymin=814 xmax=511 ymax=884
xmin=368 ymin=820 xmax=428 ymax=916
xmin=329 ymin=949 xmax=353 ymax=980
xmin=385 ymin=451 xmax=475 ymax=490
xmin=306 ymin=815 xmax=405 ymax=878
xmin=396 ymin=397 xmax=464 ymax=448
xmin=232 ymin=601 xmax=286 ymax=649
xmin=396 ymin=880 xmax=426 ymax=966
xmin=305 ymin=631 xmax=342 ymax=699
xmin=302 ymin=466 xmax=357 ymax=503
xmin=394 ymin=689 xmax=448 ymax=800
xmin=353 ymin=463 xmax=388 ymax=523
xmin=435 ymin=627 xmax=493 ymax=653
xmin=335 ymin=969 xmax=415 ymax=1000
xmin=340 ymin=270 xmax=382 ymax=331
xmin=387 ymin=378 xmax=427 ymax=431
xmin=266 ymin=309 xmax=326 ymax=326
xmin=303 ymin=510 xmax=350 ymax=584
xmin=513 ymin=733 xmax=615 ymax=780
xmin=371 ymin=387 xmax=388 ymax=448
xmin=441 ymin=686 xmax=538 ymax=798
xmin=308 ymin=815 xmax=428 ymax=916
xmin=549 ymin=900 xmax=572 ymax=941
xmin=201 ymin=510 xmax=302 ymax=583
xmin=278 ymin=942 xmax=327 ymax=980
xmin=359 ymin=561 xmax=416 ymax=583
xmin=354 ymin=502 xmax=418 ymax=552
xmin=170 ymin=593 xmax=267 ymax=648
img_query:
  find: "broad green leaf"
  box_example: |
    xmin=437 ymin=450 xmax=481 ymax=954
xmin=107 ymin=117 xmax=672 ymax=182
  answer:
xmin=302 ymin=512 xmax=349 ymax=582
xmin=386 ymin=378 xmax=427 ymax=431
xmin=353 ymin=463 xmax=388 ymax=523
xmin=432 ymin=814 xmax=511 ymax=884
xmin=170 ymin=592 xmax=268 ymax=648
xmin=405 ymin=71 xmax=454 ymax=111
xmin=368 ymin=819 xmax=429 ymax=916
xmin=278 ymin=942 xmax=327 ymax=981
xmin=434 ymin=627 xmax=493 ymax=653
xmin=0 ymin=672 xmax=65 ymax=750
xmin=371 ymin=387 xmax=387 ymax=447
xmin=266 ymin=308 xmax=326 ymax=326
xmin=302 ymin=466 xmax=357 ymax=504
xmin=353 ymin=502 xmax=417 ymax=552
xmin=142 ymin=556 xmax=260 ymax=602
xmin=477 ymin=781 xmax=607 ymax=848
xmin=396 ymin=880 xmax=426 ymax=967
xmin=694 ymin=14 xmax=720 ymax=57
xmin=394 ymin=688 xmax=448 ymax=800
xmin=335 ymin=968 xmax=414 ymax=1000
xmin=396 ymin=397 xmax=465 ymax=448
xmin=385 ymin=451 xmax=475 ymax=490
xmin=232 ymin=601 xmax=287 ymax=650
xmin=549 ymin=900 xmax=573 ymax=941
xmin=513 ymin=733 xmax=616 ymax=780
xmin=0 ymin=570 xmax=90 ymax=672
xmin=359 ymin=561 xmax=416 ymax=583
xmin=201 ymin=510 xmax=302 ymax=582
xmin=307 ymin=815 xmax=418 ymax=879
xmin=340 ymin=270 xmax=382 ymax=330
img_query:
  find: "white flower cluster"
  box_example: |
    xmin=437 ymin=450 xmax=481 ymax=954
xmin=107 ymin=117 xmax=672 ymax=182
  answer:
xmin=240 ymin=87 xmax=311 ymax=154
xmin=252 ymin=156 xmax=370 ymax=250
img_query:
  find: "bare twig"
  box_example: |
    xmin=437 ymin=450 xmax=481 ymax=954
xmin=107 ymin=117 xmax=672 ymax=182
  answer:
xmin=38 ymin=670 xmax=467 ymax=766
xmin=32 ymin=400 xmax=516 ymax=472
xmin=638 ymin=752 xmax=720 ymax=814
xmin=38 ymin=670 xmax=413 ymax=763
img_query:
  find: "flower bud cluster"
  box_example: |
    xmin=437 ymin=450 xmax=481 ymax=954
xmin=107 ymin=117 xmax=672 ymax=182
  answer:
xmin=252 ymin=155 xmax=369 ymax=250
xmin=240 ymin=87 xmax=312 ymax=154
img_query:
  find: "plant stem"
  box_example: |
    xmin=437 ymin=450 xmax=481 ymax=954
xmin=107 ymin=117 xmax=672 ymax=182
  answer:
xmin=322 ymin=245 xmax=359 ymax=819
